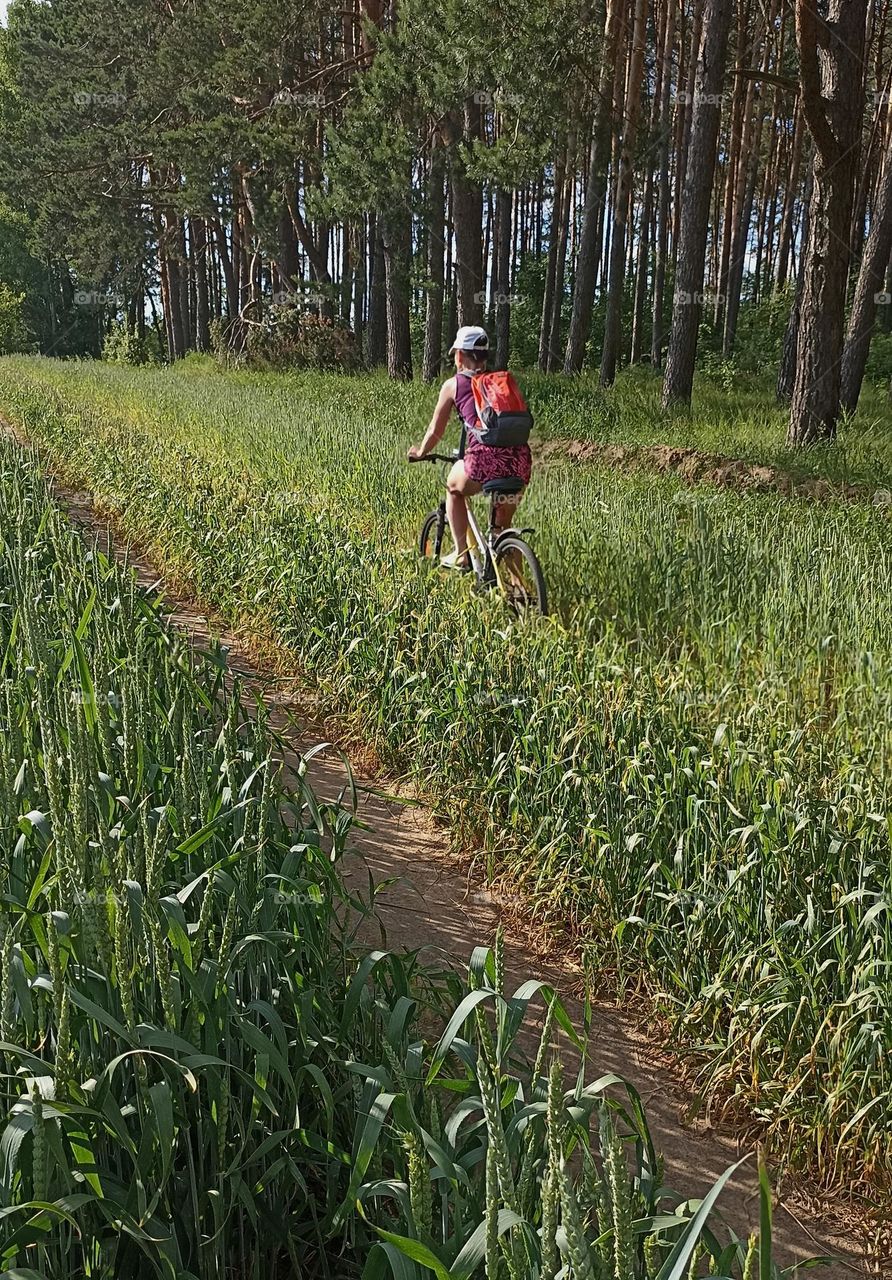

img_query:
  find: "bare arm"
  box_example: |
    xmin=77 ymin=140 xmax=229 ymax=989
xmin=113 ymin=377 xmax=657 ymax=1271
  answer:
xmin=408 ymin=378 xmax=456 ymax=459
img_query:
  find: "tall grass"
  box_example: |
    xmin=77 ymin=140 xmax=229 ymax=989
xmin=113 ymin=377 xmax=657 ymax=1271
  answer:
xmin=0 ymin=435 xmax=785 ymax=1277
xmin=0 ymin=358 xmax=888 ymax=1194
xmin=0 ymin=434 xmax=390 ymax=1275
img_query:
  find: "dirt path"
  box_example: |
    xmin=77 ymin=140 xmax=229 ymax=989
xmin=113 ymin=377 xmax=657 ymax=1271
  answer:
xmin=26 ymin=465 xmax=878 ymax=1277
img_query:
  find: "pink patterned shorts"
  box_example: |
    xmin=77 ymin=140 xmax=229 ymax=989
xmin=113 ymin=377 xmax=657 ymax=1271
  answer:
xmin=463 ymin=442 xmax=532 ymax=487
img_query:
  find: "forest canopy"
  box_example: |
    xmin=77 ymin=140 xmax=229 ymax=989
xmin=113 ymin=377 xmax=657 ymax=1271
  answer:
xmin=0 ymin=0 xmax=889 ymax=443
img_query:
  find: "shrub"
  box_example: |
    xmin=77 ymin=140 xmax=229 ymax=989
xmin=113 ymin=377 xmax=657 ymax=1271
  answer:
xmin=0 ymin=282 xmax=36 ymax=354
xmin=101 ymin=319 xmax=162 ymax=365
xmin=245 ymin=303 xmax=362 ymax=372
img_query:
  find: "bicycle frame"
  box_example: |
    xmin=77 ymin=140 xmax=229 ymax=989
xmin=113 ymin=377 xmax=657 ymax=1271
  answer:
xmin=412 ymin=452 xmax=531 ymax=586
xmin=412 ymin=452 xmax=546 ymax=615
xmin=428 ymin=488 xmax=522 ymax=589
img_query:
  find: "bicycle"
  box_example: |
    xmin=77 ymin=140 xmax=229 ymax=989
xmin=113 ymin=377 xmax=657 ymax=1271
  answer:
xmin=410 ymin=453 xmax=548 ymax=616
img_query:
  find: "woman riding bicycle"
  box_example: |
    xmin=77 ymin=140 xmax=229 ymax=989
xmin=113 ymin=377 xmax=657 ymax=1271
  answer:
xmin=407 ymin=325 xmax=532 ymax=568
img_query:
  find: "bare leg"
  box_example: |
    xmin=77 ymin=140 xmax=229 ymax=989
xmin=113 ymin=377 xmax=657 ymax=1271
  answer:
xmin=493 ymin=492 xmax=522 ymax=530
xmin=446 ymin=461 xmax=481 ymax=556
xmin=491 ymin=490 xmax=526 ymax=582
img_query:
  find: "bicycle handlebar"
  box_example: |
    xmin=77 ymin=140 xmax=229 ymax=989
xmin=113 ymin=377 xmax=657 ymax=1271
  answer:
xmin=408 ymin=453 xmax=456 ymax=464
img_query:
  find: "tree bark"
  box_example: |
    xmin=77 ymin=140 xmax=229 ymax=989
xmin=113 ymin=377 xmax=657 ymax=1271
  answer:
xmin=546 ymin=161 xmax=572 ymax=370
xmin=366 ymin=215 xmax=387 ymax=366
xmin=774 ymin=106 xmax=803 ymax=291
xmin=672 ymin=0 xmax=704 ymax=270
xmin=423 ymin=142 xmax=446 ymax=382
xmin=352 ymin=220 xmax=366 ymax=351
xmin=449 ymin=101 xmax=484 ymax=327
xmin=539 ymin=148 xmax=567 ymax=371
xmin=777 ymin=163 xmax=813 ymax=402
xmin=495 ymin=187 xmax=513 ymax=369
xmin=382 ymin=203 xmax=413 ymax=380
xmin=788 ymin=0 xmax=868 ymax=444
xmin=840 ymin=137 xmax=892 ymax=411
xmin=563 ymin=0 xmax=622 ymax=373
xmin=191 ymin=217 xmax=211 ymax=352
xmin=722 ymin=125 xmax=760 ymax=355
xmin=600 ymin=0 xmax=648 ymax=386
xmin=650 ymin=0 xmax=677 ymax=367
xmin=662 ymin=0 xmax=733 ymax=407
xmin=714 ymin=0 xmax=751 ymax=329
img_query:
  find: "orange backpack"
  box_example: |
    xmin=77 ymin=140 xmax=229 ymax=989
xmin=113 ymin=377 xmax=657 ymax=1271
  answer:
xmin=470 ymin=371 xmax=533 ymax=447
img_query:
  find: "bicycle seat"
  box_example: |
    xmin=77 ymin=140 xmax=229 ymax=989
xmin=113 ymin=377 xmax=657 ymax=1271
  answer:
xmin=482 ymin=477 xmax=525 ymax=496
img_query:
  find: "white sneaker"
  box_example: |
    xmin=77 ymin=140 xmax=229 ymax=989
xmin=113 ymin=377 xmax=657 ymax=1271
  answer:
xmin=441 ymin=549 xmax=471 ymax=571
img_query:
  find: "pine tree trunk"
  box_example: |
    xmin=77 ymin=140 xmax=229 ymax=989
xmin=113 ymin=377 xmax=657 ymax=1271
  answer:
xmin=650 ymin=0 xmax=677 ymax=367
xmin=777 ymin=164 xmax=813 ymax=402
xmin=352 ymin=221 xmax=366 ymax=351
xmin=366 ymin=216 xmax=387 ymax=366
xmin=722 ymin=137 xmax=760 ymax=355
xmin=563 ymin=0 xmax=621 ymax=373
xmin=450 ymin=101 xmax=484 ymax=327
xmin=278 ymin=192 xmax=301 ymax=292
xmin=840 ymin=140 xmax=892 ymax=412
xmin=672 ymin=0 xmax=704 ymax=269
xmin=546 ymin=163 xmax=572 ymax=370
xmin=156 ymin=202 xmax=187 ymax=361
xmin=340 ymin=226 xmax=353 ymax=323
xmin=631 ymin=166 xmax=654 ymax=363
xmin=788 ymin=0 xmax=867 ymax=444
xmin=192 ymin=218 xmax=211 ymax=352
xmin=538 ymin=148 xmax=566 ymax=371
xmin=177 ymin=219 xmax=193 ymax=351
xmin=495 ymin=187 xmax=513 ymax=369
xmin=423 ymin=143 xmax=446 ymax=382
xmin=662 ymin=0 xmax=733 ymax=407
xmin=714 ymin=0 xmax=751 ymax=329
xmin=382 ymin=203 xmax=413 ymax=380
xmin=774 ymin=107 xmax=803 ymax=291
xmin=600 ymin=0 xmax=648 ymax=387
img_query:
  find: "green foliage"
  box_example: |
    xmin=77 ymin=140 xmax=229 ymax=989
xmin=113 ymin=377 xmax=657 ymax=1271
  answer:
xmin=101 ymin=320 xmax=162 ymax=366
xmin=864 ymin=329 xmax=892 ymax=388
xmin=0 ymin=280 xmax=34 ymax=353
xmin=701 ymin=292 xmax=792 ymax=376
xmin=353 ymin=943 xmax=796 ymax=1280
xmin=244 ymin=304 xmax=363 ymax=373
xmin=0 ymin=435 xmax=377 ymax=1274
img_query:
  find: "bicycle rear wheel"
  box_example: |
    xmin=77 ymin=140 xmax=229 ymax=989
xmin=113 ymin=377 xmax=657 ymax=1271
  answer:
xmin=493 ymin=534 xmax=548 ymax=616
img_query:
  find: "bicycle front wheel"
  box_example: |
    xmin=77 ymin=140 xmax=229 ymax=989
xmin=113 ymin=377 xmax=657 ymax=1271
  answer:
xmin=493 ymin=534 xmax=548 ymax=616
xmin=419 ymin=508 xmax=455 ymax=561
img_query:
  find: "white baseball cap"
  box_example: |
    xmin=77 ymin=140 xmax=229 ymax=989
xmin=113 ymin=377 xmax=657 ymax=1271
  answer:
xmin=449 ymin=325 xmax=489 ymax=354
